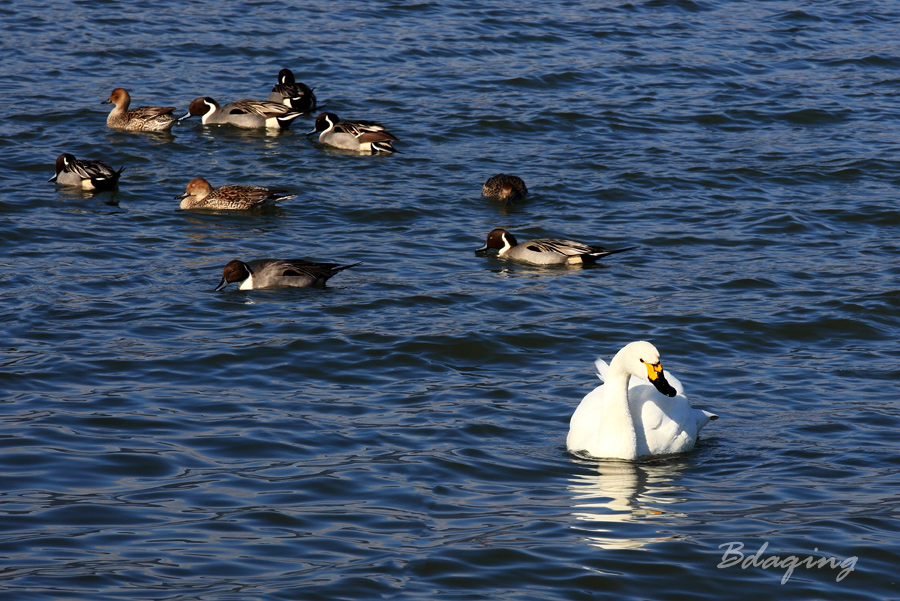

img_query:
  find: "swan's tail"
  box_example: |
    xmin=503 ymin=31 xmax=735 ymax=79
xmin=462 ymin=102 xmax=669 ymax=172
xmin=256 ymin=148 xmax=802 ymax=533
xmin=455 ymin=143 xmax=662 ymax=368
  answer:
xmin=696 ymin=409 xmax=719 ymax=430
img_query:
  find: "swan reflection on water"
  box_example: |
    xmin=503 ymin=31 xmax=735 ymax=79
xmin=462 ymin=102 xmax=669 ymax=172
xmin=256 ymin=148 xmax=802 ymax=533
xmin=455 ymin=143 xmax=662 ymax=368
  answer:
xmin=567 ymin=457 xmax=692 ymax=550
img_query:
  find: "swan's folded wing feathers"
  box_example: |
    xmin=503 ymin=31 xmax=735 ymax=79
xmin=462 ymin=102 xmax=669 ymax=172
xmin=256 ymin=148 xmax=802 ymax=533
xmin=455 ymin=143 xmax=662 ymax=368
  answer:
xmin=630 ymin=380 xmax=690 ymax=432
xmin=566 ymin=384 xmax=608 ymax=453
xmin=594 ymin=358 xmax=610 ymax=381
xmin=637 ymin=395 xmax=668 ymax=431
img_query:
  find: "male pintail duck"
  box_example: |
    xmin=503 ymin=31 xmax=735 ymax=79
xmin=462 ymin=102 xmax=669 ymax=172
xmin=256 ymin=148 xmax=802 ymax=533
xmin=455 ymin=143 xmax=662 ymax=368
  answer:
xmin=176 ymin=177 xmax=295 ymax=210
xmin=567 ymin=341 xmax=717 ymax=460
xmin=49 ymin=153 xmax=124 ymax=190
xmin=179 ymin=97 xmax=303 ymax=129
xmin=268 ymin=68 xmax=317 ymax=113
xmin=477 ymin=228 xmax=635 ymax=266
xmin=482 ymin=174 xmax=528 ymax=205
xmin=214 ymin=259 xmax=361 ymax=291
xmin=307 ymin=112 xmax=398 ymax=153
xmin=103 ymin=88 xmax=176 ymax=132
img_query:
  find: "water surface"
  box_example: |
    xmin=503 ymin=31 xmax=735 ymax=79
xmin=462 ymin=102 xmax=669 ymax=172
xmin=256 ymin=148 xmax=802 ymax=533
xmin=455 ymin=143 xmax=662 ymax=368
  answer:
xmin=1 ymin=1 xmax=898 ymax=599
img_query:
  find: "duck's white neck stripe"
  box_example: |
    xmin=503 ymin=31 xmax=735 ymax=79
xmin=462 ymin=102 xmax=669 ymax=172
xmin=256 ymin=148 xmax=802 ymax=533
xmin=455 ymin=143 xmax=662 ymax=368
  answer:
xmin=201 ymin=100 xmax=217 ymax=123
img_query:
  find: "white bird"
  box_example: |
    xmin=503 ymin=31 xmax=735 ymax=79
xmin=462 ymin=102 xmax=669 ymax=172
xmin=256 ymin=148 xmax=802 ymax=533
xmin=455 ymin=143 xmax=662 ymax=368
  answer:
xmin=567 ymin=341 xmax=717 ymax=460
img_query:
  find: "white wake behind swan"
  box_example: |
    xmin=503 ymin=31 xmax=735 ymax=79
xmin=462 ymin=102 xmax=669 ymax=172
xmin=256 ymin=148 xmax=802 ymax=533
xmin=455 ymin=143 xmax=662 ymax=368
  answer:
xmin=567 ymin=341 xmax=717 ymax=460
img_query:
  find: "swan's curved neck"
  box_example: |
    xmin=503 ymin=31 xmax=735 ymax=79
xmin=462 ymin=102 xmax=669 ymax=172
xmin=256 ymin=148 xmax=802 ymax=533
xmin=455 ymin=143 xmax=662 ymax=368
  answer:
xmin=606 ymin=359 xmax=637 ymax=452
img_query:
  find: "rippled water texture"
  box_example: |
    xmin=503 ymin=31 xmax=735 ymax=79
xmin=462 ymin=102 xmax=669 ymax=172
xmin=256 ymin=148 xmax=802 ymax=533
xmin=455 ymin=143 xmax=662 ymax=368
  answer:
xmin=1 ymin=1 xmax=898 ymax=599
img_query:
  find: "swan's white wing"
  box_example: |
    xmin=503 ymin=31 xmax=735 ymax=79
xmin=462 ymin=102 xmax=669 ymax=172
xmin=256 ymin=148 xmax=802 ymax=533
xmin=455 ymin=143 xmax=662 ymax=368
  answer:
xmin=628 ymin=383 xmax=678 ymax=431
xmin=594 ymin=358 xmax=610 ymax=382
xmin=566 ymin=383 xmax=608 ymax=453
xmin=629 ymin=377 xmax=713 ymax=455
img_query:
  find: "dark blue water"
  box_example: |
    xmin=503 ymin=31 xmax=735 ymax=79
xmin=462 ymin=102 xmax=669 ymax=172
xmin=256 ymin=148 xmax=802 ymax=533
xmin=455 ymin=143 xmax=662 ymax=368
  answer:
xmin=1 ymin=1 xmax=898 ymax=599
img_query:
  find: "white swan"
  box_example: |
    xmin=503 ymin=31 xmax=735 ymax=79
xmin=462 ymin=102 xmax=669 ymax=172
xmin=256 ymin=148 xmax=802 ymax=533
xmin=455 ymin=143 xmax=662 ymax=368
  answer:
xmin=567 ymin=341 xmax=717 ymax=460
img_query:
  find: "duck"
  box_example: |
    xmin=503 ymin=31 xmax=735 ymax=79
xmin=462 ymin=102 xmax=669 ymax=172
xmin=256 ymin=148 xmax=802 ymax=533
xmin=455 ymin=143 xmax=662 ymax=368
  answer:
xmin=268 ymin=68 xmax=317 ymax=113
xmin=102 ymin=88 xmax=177 ymax=132
xmin=482 ymin=174 xmax=528 ymax=205
xmin=179 ymin=97 xmax=303 ymax=129
xmin=307 ymin=112 xmax=398 ymax=153
xmin=567 ymin=341 xmax=718 ymax=460
xmin=214 ymin=259 xmax=361 ymax=291
xmin=49 ymin=153 xmax=124 ymax=190
xmin=175 ymin=177 xmax=295 ymax=210
xmin=477 ymin=228 xmax=635 ymax=266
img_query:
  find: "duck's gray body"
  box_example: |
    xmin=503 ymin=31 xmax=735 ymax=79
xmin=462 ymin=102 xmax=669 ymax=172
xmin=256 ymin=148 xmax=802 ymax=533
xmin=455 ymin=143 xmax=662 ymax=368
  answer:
xmin=49 ymin=153 xmax=124 ymax=190
xmin=268 ymin=68 xmax=317 ymax=113
xmin=215 ymin=259 xmax=361 ymax=290
xmin=308 ymin=112 xmax=398 ymax=153
xmin=478 ymin=228 xmax=635 ymax=266
xmin=181 ymin=97 xmax=303 ymax=129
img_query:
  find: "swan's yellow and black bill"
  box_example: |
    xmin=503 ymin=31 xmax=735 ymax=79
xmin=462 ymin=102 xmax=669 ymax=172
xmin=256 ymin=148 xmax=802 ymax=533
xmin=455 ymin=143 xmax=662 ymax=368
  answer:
xmin=645 ymin=361 xmax=677 ymax=397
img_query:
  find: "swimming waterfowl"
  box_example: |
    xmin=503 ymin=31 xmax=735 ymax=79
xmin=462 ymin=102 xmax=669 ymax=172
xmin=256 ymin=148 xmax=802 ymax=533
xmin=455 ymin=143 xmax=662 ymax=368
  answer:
xmin=268 ymin=68 xmax=317 ymax=113
xmin=49 ymin=153 xmax=124 ymax=190
xmin=567 ymin=341 xmax=717 ymax=460
xmin=482 ymin=174 xmax=528 ymax=205
xmin=102 ymin=88 xmax=176 ymax=132
xmin=477 ymin=228 xmax=634 ymax=266
xmin=175 ymin=177 xmax=294 ymax=210
xmin=179 ymin=97 xmax=303 ymax=129
xmin=307 ymin=112 xmax=398 ymax=153
xmin=214 ymin=258 xmax=360 ymax=291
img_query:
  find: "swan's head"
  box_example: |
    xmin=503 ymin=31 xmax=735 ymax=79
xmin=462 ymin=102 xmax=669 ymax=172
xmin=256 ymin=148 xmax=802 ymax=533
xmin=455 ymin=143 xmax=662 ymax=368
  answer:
xmin=620 ymin=341 xmax=677 ymax=397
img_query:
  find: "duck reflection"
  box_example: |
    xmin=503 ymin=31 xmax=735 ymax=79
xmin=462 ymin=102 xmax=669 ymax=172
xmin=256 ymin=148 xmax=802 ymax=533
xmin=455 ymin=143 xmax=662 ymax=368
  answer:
xmin=567 ymin=457 xmax=690 ymax=550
